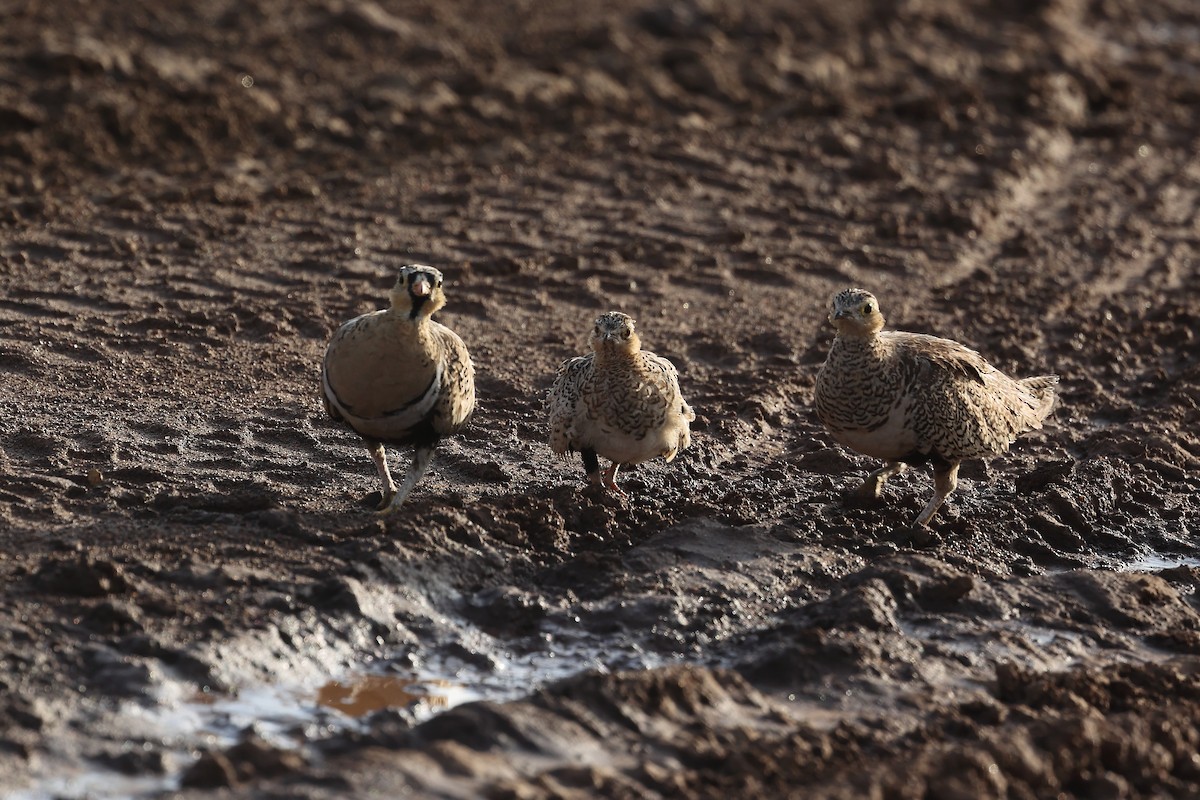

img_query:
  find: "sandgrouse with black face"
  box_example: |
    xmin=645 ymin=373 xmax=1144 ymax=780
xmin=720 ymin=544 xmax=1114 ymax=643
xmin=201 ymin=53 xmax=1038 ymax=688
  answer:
xmin=548 ymin=312 xmax=695 ymax=495
xmin=322 ymin=265 xmax=475 ymax=513
xmin=814 ymin=288 xmax=1058 ymax=527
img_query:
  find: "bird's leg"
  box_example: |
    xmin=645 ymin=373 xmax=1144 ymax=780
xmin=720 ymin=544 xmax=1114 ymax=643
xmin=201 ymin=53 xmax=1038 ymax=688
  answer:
xmin=366 ymin=440 xmax=398 ymax=511
xmin=381 ymin=444 xmax=435 ymax=515
xmin=856 ymin=461 xmax=907 ymax=500
xmin=581 ymin=448 xmax=603 ymax=488
xmin=913 ymin=461 xmax=959 ymax=527
xmin=602 ymin=463 xmax=628 ymax=497
xmin=602 ymin=462 xmax=618 ymax=487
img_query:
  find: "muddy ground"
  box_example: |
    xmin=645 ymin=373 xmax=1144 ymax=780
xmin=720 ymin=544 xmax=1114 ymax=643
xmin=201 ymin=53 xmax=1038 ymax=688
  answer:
xmin=2 ymin=0 xmax=1200 ymax=797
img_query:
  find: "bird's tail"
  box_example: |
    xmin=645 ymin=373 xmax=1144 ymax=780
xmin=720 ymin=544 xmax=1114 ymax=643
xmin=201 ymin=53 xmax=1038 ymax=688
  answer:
xmin=1019 ymin=374 xmax=1059 ymax=420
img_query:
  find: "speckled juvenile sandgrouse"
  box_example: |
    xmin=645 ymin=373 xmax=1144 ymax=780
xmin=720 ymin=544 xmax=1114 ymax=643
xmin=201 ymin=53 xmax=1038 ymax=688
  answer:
xmin=322 ymin=265 xmax=475 ymax=513
xmin=548 ymin=312 xmax=695 ymax=494
xmin=814 ymin=288 xmax=1058 ymax=527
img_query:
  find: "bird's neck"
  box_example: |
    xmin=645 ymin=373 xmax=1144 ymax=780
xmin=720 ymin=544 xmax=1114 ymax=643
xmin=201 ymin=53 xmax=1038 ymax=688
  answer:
xmin=832 ymin=330 xmax=888 ymax=360
xmin=383 ymin=308 xmax=435 ymax=341
xmin=387 ymin=305 xmax=429 ymax=323
xmin=594 ymin=347 xmax=638 ymax=366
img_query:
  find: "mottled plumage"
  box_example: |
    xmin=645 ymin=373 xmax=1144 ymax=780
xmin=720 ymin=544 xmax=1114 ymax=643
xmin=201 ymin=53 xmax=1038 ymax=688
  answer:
xmin=815 ymin=288 xmax=1058 ymax=527
xmin=322 ymin=265 xmax=475 ymax=512
xmin=548 ymin=312 xmax=695 ymax=494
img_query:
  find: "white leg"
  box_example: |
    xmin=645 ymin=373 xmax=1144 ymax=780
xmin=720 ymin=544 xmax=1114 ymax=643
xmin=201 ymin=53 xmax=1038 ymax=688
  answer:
xmin=914 ymin=462 xmax=959 ymax=527
xmin=602 ymin=463 xmax=628 ymax=497
xmin=367 ymin=441 xmax=398 ymax=511
xmin=856 ymin=461 xmax=907 ymax=500
xmin=381 ymin=444 xmax=435 ymax=514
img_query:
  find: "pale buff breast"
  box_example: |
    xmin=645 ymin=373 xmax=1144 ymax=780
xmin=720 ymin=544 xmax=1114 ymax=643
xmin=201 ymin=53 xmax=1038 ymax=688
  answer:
xmin=828 ymin=394 xmax=919 ymax=461
xmin=574 ymin=411 xmax=689 ymax=465
xmin=322 ymin=311 xmax=440 ymax=435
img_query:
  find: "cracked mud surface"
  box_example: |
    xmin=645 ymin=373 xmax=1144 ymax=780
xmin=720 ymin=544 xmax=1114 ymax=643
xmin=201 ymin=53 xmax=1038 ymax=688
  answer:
xmin=2 ymin=0 xmax=1200 ymax=797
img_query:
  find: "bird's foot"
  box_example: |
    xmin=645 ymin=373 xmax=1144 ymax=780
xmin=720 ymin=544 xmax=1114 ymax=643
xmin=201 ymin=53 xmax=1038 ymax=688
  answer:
xmin=374 ymin=485 xmax=398 ymax=513
xmin=583 ymin=472 xmax=627 ymax=500
xmin=377 ymin=493 xmax=414 ymax=516
xmin=898 ymin=523 xmax=935 ymax=548
xmin=850 ymin=463 xmax=905 ymax=504
xmin=357 ymin=489 xmax=394 ymax=511
xmin=846 ymin=480 xmax=884 ymax=505
xmin=599 ymin=463 xmax=627 ymax=497
xmin=604 ymin=479 xmax=629 ymax=498
xmin=855 ymin=485 xmax=883 ymax=501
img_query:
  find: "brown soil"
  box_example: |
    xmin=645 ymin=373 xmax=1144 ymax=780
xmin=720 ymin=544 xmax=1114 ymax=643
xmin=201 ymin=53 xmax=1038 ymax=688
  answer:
xmin=2 ymin=0 xmax=1200 ymax=797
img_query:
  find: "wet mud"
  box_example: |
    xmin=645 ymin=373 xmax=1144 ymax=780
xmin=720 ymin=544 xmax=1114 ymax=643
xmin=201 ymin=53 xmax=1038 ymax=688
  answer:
xmin=2 ymin=0 xmax=1200 ymax=797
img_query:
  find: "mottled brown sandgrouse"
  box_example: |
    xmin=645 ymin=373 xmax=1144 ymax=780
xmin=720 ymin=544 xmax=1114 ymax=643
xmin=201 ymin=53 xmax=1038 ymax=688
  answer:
xmin=322 ymin=265 xmax=475 ymax=513
xmin=548 ymin=312 xmax=695 ymax=495
xmin=814 ymin=288 xmax=1058 ymax=527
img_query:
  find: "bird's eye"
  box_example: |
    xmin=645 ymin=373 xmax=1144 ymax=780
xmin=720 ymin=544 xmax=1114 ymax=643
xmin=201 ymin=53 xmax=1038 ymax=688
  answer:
xmin=622 ymin=330 xmax=630 ymax=339
xmin=862 ymin=303 xmax=873 ymax=314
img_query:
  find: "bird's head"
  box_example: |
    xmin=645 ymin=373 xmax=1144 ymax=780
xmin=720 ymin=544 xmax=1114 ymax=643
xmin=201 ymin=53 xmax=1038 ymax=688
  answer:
xmin=390 ymin=264 xmax=446 ymax=320
xmin=590 ymin=311 xmax=640 ymax=355
xmin=828 ymin=288 xmax=884 ymax=336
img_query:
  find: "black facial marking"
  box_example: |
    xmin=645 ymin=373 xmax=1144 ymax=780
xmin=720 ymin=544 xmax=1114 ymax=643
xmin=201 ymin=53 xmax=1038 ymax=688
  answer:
xmin=409 ymin=294 xmax=430 ymax=319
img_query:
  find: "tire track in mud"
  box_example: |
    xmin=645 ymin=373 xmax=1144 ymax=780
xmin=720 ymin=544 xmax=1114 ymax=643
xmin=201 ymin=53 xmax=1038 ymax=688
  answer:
xmin=932 ymin=126 xmax=1077 ymax=294
xmin=961 ymin=133 xmax=1200 ymax=474
xmin=1070 ymin=147 xmax=1200 ymax=306
xmin=945 ymin=133 xmax=1200 ymax=318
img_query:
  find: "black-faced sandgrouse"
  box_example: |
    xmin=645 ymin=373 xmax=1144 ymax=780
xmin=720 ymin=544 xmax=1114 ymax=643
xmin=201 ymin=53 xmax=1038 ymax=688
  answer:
xmin=814 ymin=288 xmax=1058 ymax=527
xmin=322 ymin=265 xmax=475 ymax=513
xmin=548 ymin=312 xmax=695 ymax=495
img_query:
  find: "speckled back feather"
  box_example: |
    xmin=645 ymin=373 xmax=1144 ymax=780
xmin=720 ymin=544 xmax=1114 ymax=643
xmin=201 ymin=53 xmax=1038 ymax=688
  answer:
xmin=816 ymin=328 xmax=1057 ymax=463
xmin=548 ymin=313 xmax=694 ymax=469
xmin=814 ymin=287 xmax=1058 ymax=526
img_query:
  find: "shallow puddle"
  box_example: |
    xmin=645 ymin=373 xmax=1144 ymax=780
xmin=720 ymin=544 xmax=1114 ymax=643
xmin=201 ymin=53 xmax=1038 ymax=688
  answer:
xmin=186 ymin=668 xmax=483 ymax=750
xmin=8 ymin=772 xmax=170 ymax=800
xmin=14 ymin=625 xmax=679 ymax=799
xmin=10 ymin=672 xmax=475 ymax=800
xmin=1119 ymin=553 xmax=1200 ymax=572
xmin=316 ymin=674 xmax=474 ymax=718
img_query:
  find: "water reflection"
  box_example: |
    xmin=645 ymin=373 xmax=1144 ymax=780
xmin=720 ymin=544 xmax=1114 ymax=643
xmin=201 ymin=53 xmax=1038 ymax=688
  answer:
xmin=1120 ymin=553 xmax=1200 ymax=573
xmin=316 ymin=675 xmax=460 ymax=717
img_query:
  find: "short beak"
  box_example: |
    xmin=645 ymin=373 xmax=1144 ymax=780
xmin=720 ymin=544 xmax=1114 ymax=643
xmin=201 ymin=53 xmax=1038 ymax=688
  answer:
xmin=411 ymin=276 xmax=432 ymax=298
